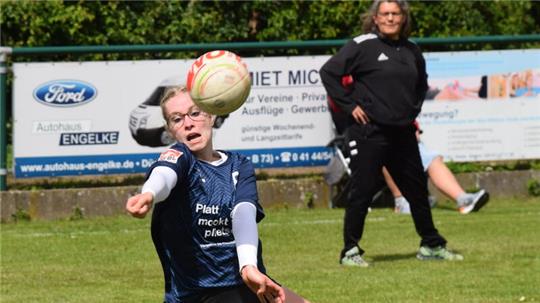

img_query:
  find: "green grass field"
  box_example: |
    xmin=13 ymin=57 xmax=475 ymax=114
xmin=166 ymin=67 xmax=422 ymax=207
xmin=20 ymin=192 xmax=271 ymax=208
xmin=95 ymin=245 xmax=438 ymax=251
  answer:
xmin=1 ymin=197 xmax=539 ymax=303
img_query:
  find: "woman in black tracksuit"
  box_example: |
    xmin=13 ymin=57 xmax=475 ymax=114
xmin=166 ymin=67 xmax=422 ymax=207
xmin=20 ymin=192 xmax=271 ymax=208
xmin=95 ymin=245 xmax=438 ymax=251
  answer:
xmin=320 ymin=0 xmax=462 ymax=266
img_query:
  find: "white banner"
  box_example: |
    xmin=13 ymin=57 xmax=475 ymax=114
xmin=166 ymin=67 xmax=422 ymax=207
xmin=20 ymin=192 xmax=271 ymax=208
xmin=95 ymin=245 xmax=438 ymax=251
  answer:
xmin=418 ymin=49 xmax=540 ymax=161
xmin=13 ymin=57 xmax=334 ymax=178
xmin=12 ymin=49 xmax=540 ymax=178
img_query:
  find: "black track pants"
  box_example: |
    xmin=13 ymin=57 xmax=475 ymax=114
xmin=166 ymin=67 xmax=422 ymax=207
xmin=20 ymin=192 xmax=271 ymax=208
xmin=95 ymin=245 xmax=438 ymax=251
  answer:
xmin=341 ymin=122 xmax=447 ymax=257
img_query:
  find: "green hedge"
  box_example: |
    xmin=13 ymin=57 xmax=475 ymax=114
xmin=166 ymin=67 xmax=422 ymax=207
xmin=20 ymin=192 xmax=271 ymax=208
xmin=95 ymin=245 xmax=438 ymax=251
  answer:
xmin=2 ymin=0 xmax=539 ymax=60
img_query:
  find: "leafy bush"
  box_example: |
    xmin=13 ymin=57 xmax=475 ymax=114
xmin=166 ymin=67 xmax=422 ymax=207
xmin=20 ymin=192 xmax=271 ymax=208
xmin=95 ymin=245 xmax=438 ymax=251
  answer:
xmin=2 ymin=0 xmax=539 ymax=60
xmin=527 ymin=179 xmax=540 ymax=197
xmin=446 ymin=160 xmax=540 ymax=174
xmin=11 ymin=208 xmax=31 ymax=222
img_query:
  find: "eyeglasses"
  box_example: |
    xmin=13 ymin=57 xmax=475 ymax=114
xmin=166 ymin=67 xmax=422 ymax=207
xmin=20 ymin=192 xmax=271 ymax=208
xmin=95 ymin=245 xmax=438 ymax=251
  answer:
xmin=167 ymin=108 xmax=208 ymax=127
xmin=377 ymin=12 xmax=403 ymax=18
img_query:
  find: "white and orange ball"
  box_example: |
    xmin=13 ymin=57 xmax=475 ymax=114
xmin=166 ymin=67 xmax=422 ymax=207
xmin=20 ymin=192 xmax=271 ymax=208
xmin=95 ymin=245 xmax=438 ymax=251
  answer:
xmin=186 ymin=50 xmax=251 ymax=115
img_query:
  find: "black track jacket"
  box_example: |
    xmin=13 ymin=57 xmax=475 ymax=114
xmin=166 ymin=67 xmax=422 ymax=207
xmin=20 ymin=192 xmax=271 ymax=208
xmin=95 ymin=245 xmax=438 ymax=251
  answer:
xmin=319 ymin=32 xmax=428 ymax=126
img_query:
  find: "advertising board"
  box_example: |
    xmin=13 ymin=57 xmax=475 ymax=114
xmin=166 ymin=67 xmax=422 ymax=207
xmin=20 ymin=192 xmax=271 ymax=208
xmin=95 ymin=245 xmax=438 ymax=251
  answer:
xmin=13 ymin=49 xmax=540 ymax=178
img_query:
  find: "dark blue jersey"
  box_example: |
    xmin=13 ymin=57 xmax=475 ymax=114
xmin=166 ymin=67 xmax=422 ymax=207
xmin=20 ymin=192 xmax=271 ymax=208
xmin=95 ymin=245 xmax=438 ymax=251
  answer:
xmin=148 ymin=143 xmax=266 ymax=302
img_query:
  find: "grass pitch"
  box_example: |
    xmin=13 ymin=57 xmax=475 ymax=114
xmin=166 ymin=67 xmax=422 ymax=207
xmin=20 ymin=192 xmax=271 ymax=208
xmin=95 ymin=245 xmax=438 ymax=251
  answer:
xmin=1 ymin=197 xmax=539 ymax=302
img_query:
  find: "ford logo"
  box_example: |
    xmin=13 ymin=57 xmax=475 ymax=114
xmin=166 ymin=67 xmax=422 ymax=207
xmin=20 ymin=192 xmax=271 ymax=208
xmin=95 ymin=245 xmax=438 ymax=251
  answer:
xmin=33 ymin=80 xmax=97 ymax=107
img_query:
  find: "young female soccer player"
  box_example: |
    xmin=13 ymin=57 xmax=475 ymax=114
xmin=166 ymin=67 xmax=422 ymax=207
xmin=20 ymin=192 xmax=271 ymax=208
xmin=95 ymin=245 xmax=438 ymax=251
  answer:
xmin=126 ymin=86 xmax=309 ymax=303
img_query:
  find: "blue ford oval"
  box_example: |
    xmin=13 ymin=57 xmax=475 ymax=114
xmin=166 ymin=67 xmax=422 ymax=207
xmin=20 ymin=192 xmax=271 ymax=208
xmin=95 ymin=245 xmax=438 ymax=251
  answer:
xmin=33 ymin=80 xmax=97 ymax=107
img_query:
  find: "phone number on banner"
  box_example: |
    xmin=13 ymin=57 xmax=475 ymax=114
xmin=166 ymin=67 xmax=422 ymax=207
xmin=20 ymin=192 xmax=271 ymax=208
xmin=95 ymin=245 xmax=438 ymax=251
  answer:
xmin=235 ymin=147 xmax=334 ymax=168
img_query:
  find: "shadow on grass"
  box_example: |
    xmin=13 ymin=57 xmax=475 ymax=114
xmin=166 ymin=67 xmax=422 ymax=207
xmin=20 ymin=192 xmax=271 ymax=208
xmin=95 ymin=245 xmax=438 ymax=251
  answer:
xmin=370 ymin=252 xmax=417 ymax=262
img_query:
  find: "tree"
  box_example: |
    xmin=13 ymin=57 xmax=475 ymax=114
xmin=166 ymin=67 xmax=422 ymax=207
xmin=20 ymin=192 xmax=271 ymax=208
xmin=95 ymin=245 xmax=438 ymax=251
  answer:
xmin=2 ymin=0 xmax=538 ymax=60
xmin=1 ymin=0 xmax=539 ymax=149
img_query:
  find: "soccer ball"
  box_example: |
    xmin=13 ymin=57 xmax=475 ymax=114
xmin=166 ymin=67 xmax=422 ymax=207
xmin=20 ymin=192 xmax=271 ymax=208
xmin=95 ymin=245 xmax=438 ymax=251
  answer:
xmin=187 ymin=50 xmax=251 ymax=115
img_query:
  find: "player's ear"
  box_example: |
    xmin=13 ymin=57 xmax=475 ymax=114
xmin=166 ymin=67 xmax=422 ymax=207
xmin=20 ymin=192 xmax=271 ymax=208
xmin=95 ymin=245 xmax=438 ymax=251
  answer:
xmin=210 ymin=114 xmax=217 ymax=127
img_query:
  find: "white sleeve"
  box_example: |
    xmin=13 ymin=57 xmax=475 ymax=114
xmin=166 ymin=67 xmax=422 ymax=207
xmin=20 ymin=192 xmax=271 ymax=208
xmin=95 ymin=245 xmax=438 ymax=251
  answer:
xmin=141 ymin=166 xmax=178 ymax=203
xmin=231 ymin=202 xmax=258 ymax=271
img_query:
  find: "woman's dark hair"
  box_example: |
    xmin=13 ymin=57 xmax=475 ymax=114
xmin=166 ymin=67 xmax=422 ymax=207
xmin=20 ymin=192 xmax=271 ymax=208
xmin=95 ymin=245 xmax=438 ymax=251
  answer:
xmin=361 ymin=0 xmax=411 ymax=39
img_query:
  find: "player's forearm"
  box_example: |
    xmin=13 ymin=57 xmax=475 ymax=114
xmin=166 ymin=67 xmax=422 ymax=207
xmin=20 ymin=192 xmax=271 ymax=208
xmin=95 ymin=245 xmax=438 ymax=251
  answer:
xmin=141 ymin=166 xmax=177 ymax=203
xmin=231 ymin=202 xmax=258 ymax=271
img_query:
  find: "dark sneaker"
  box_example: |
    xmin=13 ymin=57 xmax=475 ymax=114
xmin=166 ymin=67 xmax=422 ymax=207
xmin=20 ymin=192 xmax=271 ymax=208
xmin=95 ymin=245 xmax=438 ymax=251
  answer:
xmin=340 ymin=247 xmax=369 ymax=267
xmin=417 ymin=246 xmax=464 ymax=261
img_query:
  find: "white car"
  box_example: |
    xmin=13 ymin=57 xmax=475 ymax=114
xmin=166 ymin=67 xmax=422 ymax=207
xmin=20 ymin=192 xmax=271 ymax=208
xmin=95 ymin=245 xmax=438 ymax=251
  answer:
xmin=129 ymin=76 xmax=228 ymax=147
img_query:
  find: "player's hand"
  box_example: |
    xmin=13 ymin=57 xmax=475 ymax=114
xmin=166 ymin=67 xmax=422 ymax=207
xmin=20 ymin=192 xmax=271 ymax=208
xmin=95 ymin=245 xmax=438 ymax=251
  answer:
xmin=125 ymin=192 xmax=154 ymax=219
xmin=352 ymin=105 xmax=369 ymax=124
xmin=241 ymin=265 xmax=285 ymax=303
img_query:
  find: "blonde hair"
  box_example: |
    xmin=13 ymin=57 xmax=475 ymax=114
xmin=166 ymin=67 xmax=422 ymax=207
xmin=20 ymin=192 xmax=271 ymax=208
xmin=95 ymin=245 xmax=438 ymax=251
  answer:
xmin=159 ymin=85 xmax=215 ymax=128
xmin=159 ymin=85 xmax=187 ymax=126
